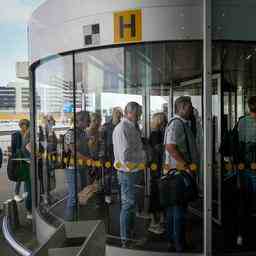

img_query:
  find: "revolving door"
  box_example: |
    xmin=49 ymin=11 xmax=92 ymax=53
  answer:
xmin=31 ymin=40 xmax=256 ymax=254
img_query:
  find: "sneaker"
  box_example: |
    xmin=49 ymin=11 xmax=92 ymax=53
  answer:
xmin=237 ymin=235 xmax=243 ymax=246
xmin=105 ymin=195 xmax=112 ymax=204
xmin=149 ymin=222 xmax=159 ymax=228
xmin=26 ymin=213 xmax=33 ymax=220
xmin=22 ymin=192 xmax=28 ymax=199
xmin=148 ymin=224 xmax=165 ymax=235
xmin=14 ymin=195 xmax=23 ymax=202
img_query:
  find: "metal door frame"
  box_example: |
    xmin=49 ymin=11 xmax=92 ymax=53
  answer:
xmin=176 ymin=74 xmax=222 ymax=226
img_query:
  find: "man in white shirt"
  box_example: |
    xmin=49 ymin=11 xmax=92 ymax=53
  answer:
xmin=112 ymin=102 xmax=145 ymax=247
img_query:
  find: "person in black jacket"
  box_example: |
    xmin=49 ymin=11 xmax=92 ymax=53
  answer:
xmin=0 ymin=146 xmax=2 ymax=169
xmin=38 ymin=115 xmax=58 ymax=203
xmin=11 ymin=119 xmax=30 ymax=203
xmin=148 ymin=112 xmax=167 ymax=234
xmin=102 ymin=107 xmax=123 ymax=204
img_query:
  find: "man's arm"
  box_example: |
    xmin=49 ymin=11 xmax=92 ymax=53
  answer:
xmin=165 ymin=144 xmax=188 ymax=168
xmin=69 ymin=144 xmax=90 ymax=162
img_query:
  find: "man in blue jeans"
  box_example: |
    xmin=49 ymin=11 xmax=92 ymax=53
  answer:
xmin=113 ymin=102 xmax=145 ymax=248
xmin=164 ymin=96 xmax=199 ymax=252
xmin=64 ymin=111 xmax=91 ymax=221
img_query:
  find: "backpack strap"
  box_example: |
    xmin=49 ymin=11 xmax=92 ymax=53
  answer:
xmin=233 ymin=115 xmax=246 ymax=132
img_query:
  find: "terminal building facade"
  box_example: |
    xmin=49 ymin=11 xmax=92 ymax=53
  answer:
xmin=23 ymin=0 xmax=256 ymax=255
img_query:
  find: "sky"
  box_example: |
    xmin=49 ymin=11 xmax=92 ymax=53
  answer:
xmin=0 ymin=0 xmax=46 ymax=86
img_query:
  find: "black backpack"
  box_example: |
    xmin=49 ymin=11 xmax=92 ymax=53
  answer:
xmin=7 ymin=150 xmax=30 ymax=182
xmin=220 ymin=116 xmax=246 ymax=164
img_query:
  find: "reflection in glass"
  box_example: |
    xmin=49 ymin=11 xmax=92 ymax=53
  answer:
xmin=35 ymin=55 xmax=73 ymax=208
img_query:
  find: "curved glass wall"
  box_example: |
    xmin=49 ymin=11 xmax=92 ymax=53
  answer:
xmin=32 ymin=41 xmax=256 ymax=254
xmin=35 ymin=56 xmax=73 ymax=210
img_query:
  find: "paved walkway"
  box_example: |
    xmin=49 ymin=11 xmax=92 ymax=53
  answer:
xmin=0 ymin=202 xmax=38 ymax=256
xmin=0 ymin=215 xmax=18 ymax=256
xmin=0 ymin=160 xmax=18 ymax=208
xmin=0 ymin=161 xmax=37 ymax=256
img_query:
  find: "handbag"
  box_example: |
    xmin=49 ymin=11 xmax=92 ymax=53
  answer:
xmin=158 ymin=118 xmax=198 ymax=207
xmin=7 ymin=150 xmax=30 ymax=182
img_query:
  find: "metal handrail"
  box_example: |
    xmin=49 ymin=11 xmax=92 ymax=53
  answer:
xmin=2 ymin=216 xmax=32 ymax=256
xmin=0 ymin=126 xmax=69 ymax=136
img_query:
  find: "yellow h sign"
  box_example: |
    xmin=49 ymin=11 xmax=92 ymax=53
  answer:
xmin=114 ymin=9 xmax=142 ymax=43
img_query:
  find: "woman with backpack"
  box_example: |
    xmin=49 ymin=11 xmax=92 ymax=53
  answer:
xmin=10 ymin=119 xmax=30 ymax=203
xmin=9 ymin=119 xmax=32 ymax=219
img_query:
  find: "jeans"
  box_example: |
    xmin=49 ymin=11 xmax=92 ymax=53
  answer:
xmin=166 ymin=206 xmax=187 ymax=252
xmin=78 ymin=167 xmax=87 ymax=190
xmin=65 ymin=169 xmax=77 ymax=207
xmin=104 ymin=168 xmax=114 ymax=196
xmin=65 ymin=169 xmax=77 ymax=221
xmin=118 ymin=171 xmax=141 ymax=242
xmin=24 ymin=180 xmax=32 ymax=212
xmin=15 ymin=181 xmax=21 ymax=195
xmin=65 ymin=168 xmax=88 ymax=220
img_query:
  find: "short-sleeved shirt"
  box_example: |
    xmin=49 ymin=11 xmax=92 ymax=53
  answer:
xmin=238 ymin=115 xmax=256 ymax=144
xmin=64 ymin=128 xmax=90 ymax=158
xmin=237 ymin=115 xmax=256 ymax=164
xmin=164 ymin=115 xmax=199 ymax=169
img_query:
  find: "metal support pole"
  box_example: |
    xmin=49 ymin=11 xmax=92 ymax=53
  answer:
xmin=204 ymin=0 xmax=212 ymax=255
xmin=72 ymin=53 xmax=79 ymax=221
xmin=29 ymin=65 xmax=37 ymax=232
xmin=42 ymin=127 xmax=49 ymax=205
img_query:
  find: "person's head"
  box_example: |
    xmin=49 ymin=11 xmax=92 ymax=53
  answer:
xmin=151 ymin=112 xmax=167 ymax=130
xmin=248 ymin=96 xmax=256 ymax=114
xmin=75 ymin=111 xmax=90 ymax=129
xmin=48 ymin=115 xmax=56 ymax=126
xmin=112 ymin=107 xmax=123 ymax=125
xmin=89 ymin=112 xmax=102 ymax=130
xmin=174 ymin=96 xmax=193 ymax=120
xmin=19 ymin=119 xmax=30 ymax=134
xmin=124 ymin=102 xmax=142 ymax=123
xmin=41 ymin=115 xmax=55 ymax=129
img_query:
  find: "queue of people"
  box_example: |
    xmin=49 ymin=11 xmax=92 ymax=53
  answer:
xmin=111 ymin=98 xmax=199 ymax=251
xmin=59 ymin=98 xmax=200 ymax=251
xmin=5 ymin=95 xmax=256 ymax=252
xmin=6 ymin=98 xmax=200 ymax=252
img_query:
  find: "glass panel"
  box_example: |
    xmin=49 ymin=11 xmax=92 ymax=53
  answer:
xmin=35 ymin=55 xmax=73 ymax=217
xmin=74 ymin=47 xmax=144 ymax=232
xmin=213 ymin=42 xmax=256 ymax=254
xmin=33 ymin=42 xmax=206 ymax=253
xmin=147 ymin=42 xmax=204 ymax=253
